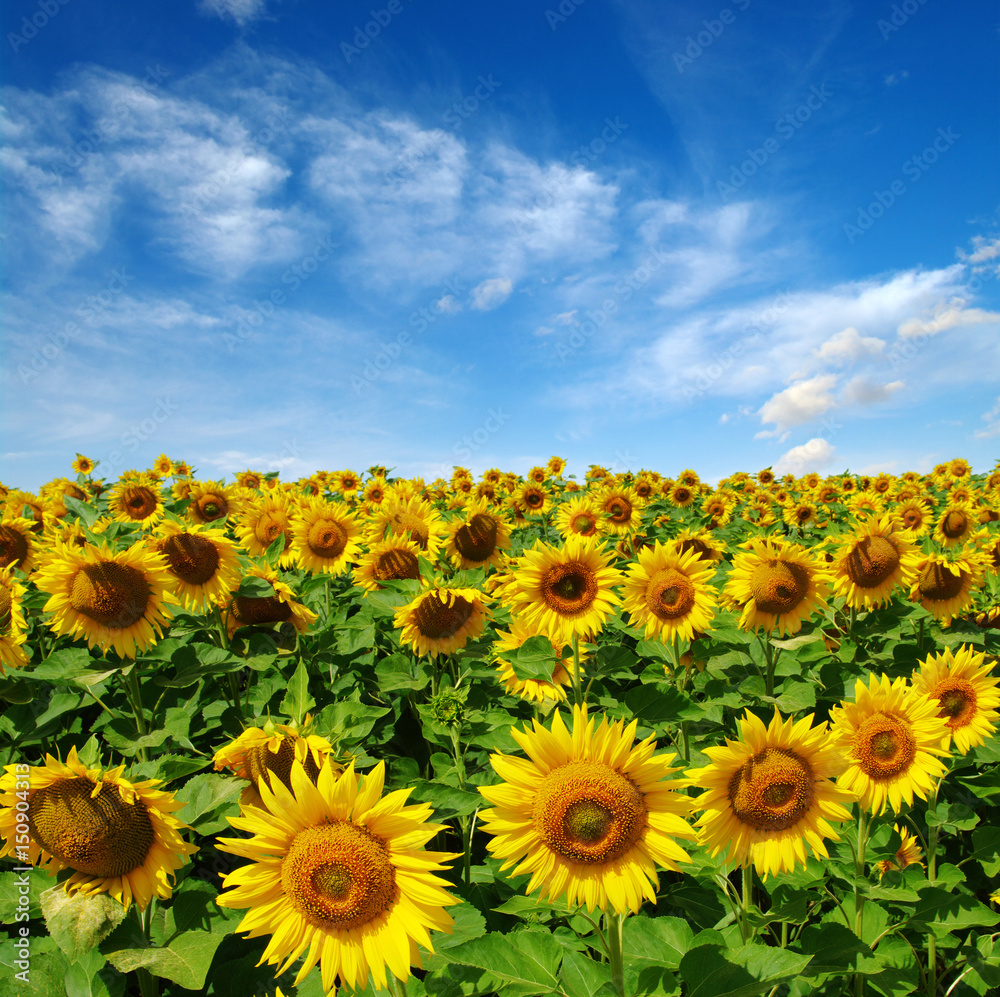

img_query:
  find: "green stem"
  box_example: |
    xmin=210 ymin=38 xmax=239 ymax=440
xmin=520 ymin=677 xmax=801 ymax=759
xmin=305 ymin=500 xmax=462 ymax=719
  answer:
xmin=571 ymin=634 xmax=584 ymax=708
xmin=927 ymin=782 xmax=941 ymax=997
xmin=388 ymin=973 xmax=409 ymax=997
xmin=854 ymin=806 xmax=870 ymax=997
xmin=124 ymin=667 xmax=149 ymax=763
xmin=848 ymin=606 xmax=857 ymax=642
xmin=762 ymin=635 xmax=778 ymax=698
xmin=606 ymin=911 xmax=626 ymax=997
xmin=134 ymin=904 xmax=158 ymax=997
xmin=741 ymin=864 xmax=755 ymax=943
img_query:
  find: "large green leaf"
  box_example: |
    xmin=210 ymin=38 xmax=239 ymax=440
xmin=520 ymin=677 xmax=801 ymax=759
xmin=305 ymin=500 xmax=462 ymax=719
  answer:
xmin=679 ymin=942 xmax=812 ymax=997
xmin=443 ymin=927 xmax=563 ymax=996
xmin=40 ymin=887 xmax=126 ymax=962
xmin=281 ymin=657 xmax=315 ymax=724
xmin=173 ymin=773 xmax=246 ymax=834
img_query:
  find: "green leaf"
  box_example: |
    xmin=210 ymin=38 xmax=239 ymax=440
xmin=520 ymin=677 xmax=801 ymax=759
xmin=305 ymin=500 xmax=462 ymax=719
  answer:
xmin=624 ymin=915 xmax=694 ymax=972
xmin=263 ymin=534 xmax=285 ymax=568
xmin=679 ymin=942 xmax=813 ymax=997
xmin=236 ymin=575 xmax=277 ymax=598
xmin=40 ymin=887 xmax=126 ymax=962
xmin=281 ymin=657 xmax=315 ymax=724
xmin=793 ymin=922 xmax=882 ymax=977
xmin=910 ymin=888 xmax=1000 ymax=933
xmin=375 ymin=653 xmax=429 ymax=692
xmin=971 ymin=826 xmax=1000 ymax=877
xmin=0 ymin=936 xmax=70 ymax=997
xmin=62 ymin=494 xmax=100 ymax=526
xmin=0 ymin=866 xmax=47 ymax=925
xmin=508 ymin=634 xmax=562 ymax=682
xmin=926 ymin=800 xmax=979 ymax=832
xmin=173 ymin=773 xmax=246 ymax=834
xmin=623 ymin=686 xmax=701 ymax=726
xmin=443 ymin=927 xmax=563 ymax=996
xmin=559 ymin=947 xmax=614 ymax=997
xmin=407 ymin=780 xmax=483 ymax=820
xmin=101 ymin=718 xmax=172 ymax=755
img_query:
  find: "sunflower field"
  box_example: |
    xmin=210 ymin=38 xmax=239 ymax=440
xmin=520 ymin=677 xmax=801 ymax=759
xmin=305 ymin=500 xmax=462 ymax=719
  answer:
xmin=2 ymin=455 xmax=1000 ymax=997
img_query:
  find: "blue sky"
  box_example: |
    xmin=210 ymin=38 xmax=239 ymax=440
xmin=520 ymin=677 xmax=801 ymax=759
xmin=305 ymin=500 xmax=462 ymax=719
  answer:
xmin=2 ymin=0 xmax=999 ymax=490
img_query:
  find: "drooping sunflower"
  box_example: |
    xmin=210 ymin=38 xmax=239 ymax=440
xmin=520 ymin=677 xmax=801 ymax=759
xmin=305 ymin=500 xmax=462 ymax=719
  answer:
xmin=875 ymin=824 xmax=925 ymax=879
xmin=0 ymin=517 xmax=37 ymax=574
xmin=216 ymin=760 xmax=460 ymax=995
xmin=0 ymin=564 xmax=30 ymax=672
xmin=910 ymin=644 xmax=1000 ymax=755
xmin=0 ymin=746 xmax=197 ymax=910
xmin=830 ymin=673 xmax=950 ymax=815
xmin=107 ymin=473 xmax=164 ymax=528
xmin=933 ymin=503 xmax=979 ymax=548
xmin=187 ymin=479 xmax=240 ymax=525
xmin=478 ymin=705 xmax=695 ymax=914
xmin=829 ymin=513 xmax=921 ymax=610
xmin=491 ymin=616 xmax=578 ymax=704
xmin=554 ymin=494 xmax=604 ymax=540
xmin=506 ymin=535 xmax=623 ymax=646
xmin=33 ymin=542 xmax=178 ymax=658
xmin=688 ymin=709 xmax=854 ymax=880
xmin=291 ymin=498 xmax=363 ymax=575
xmin=352 ymin=536 xmax=424 ymax=592
xmin=908 ymin=551 xmax=985 ymax=622
xmin=621 ymin=542 xmax=717 ymax=643
xmin=394 ymin=586 xmax=491 ymax=657
xmin=147 ymin=521 xmax=243 ymax=612
xmin=367 ymin=496 xmax=445 ymax=560
xmin=236 ymin=494 xmax=298 ymax=566
xmin=221 ymin=565 xmax=318 ymax=638
xmin=445 ymin=502 xmax=511 ymax=570
xmin=724 ymin=537 xmax=831 ymax=637
xmin=597 ymin=485 xmax=643 ymax=536
xmin=670 ymin=527 xmax=726 ymax=564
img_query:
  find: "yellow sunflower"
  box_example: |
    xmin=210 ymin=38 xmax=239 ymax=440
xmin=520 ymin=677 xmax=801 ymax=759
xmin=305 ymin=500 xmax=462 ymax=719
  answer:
xmin=0 ymin=746 xmax=197 ymax=911
xmin=506 ymin=535 xmax=623 ymax=646
xmin=235 ymin=469 xmax=264 ymax=491
xmin=187 ymin=479 xmax=240 ymax=525
xmin=221 ymin=565 xmax=318 ymax=638
xmin=830 ymin=673 xmax=950 ymax=815
xmin=331 ymin=469 xmax=362 ymax=499
xmin=876 ymin=824 xmax=925 ymax=879
xmin=236 ymin=494 xmax=298 ymax=566
xmin=910 ymin=645 xmax=1000 ymax=755
xmin=527 ymin=465 xmax=549 ymax=485
xmin=0 ymin=564 xmax=30 ymax=672
xmin=445 ymin=502 xmax=511 ymax=570
xmin=597 ymin=485 xmax=644 ymax=536
xmin=107 ymin=473 xmax=164 ymax=528
xmin=933 ymin=503 xmax=979 ymax=548
xmin=554 ymin=494 xmax=605 ymax=540
xmin=362 ymin=475 xmax=389 ymax=509
xmin=151 ymin=453 xmax=174 ymax=478
xmin=5 ymin=490 xmax=45 ymax=529
xmin=394 ymin=586 xmax=491 ymax=657
xmin=0 ymin=517 xmax=37 ymax=575
xmin=547 ymin=456 xmax=567 ymax=477
xmin=895 ymin=497 xmax=934 ymax=537
xmin=478 ymin=705 xmax=695 ymax=914
xmin=621 ymin=542 xmax=717 ymax=643
xmin=147 ymin=521 xmax=243 ymax=612
xmin=33 ymin=542 xmax=177 ymax=658
xmin=291 ymin=498 xmax=363 ymax=575
xmin=515 ymin=482 xmax=551 ymax=516
xmin=667 ymin=483 xmax=697 ymax=508
xmin=829 ymin=513 xmax=921 ymax=610
xmin=782 ymin=499 xmax=818 ymax=531
xmin=688 ymin=709 xmax=854 ymax=879
xmin=724 ymin=537 xmax=831 ymax=637
xmin=909 ymin=551 xmax=985 ymax=622
xmin=670 ymin=528 xmax=726 ymax=564
xmin=491 ymin=617 xmax=578 ymax=704
xmin=216 ymin=760 xmax=459 ymax=994
xmin=367 ymin=496 xmax=445 ymax=560
xmin=72 ymin=454 xmax=96 ymax=475
xmin=352 ymin=537 xmax=424 ymax=593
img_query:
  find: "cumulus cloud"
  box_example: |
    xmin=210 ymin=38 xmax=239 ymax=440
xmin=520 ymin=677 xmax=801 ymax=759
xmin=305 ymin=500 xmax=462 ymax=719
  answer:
xmin=757 ymin=374 xmax=838 ymax=436
xmin=897 ymin=301 xmax=1000 ymax=338
xmin=959 ymin=235 xmax=1000 ymax=274
xmin=471 ymin=277 xmax=513 ymax=311
xmin=841 ymin=377 xmax=904 ymax=406
xmin=773 ymin=438 xmax=837 ymax=476
xmin=815 ymin=326 xmax=885 ymax=364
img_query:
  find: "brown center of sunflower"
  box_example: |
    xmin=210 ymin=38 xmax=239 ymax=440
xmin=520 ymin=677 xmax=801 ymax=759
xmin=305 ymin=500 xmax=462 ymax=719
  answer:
xmin=727 ymin=747 xmax=815 ymax=831
xmin=678 ymin=538 xmax=711 ymax=560
xmin=646 ymin=568 xmax=696 ymax=621
xmin=855 ymin=713 xmax=917 ymax=779
xmin=918 ymin=562 xmax=964 ymax=601
xmin=233 ymin=593 xmax=292 ymax=626
xmin=70 ymin=561 xmax=151 ymax=628
xmin=195 ymin=494 xmax=228 ymax=522
xmin=523 ymin=489 xmax=546 ymax=510
xmin=0 ymin=525 xmax=30 ymax=569
xmin=750 ymin=559 xmax=810 ymax=615
xmin=572 ymin=513 xmax=599 ymax=536
xmin=604 ymin=496 xmax=632 ymax=525
xmin=161 ymin=533 xmax=220 ymax=585
xmin=533 ymin=760 xmax=647 ymax=864
xmin=901 ymin=507 xmax=924 ymax=529
xmin=307 ymin=519 xmax=349 ymax=559
xmin=845 ymin=536 xmax=900 ymax=588
xmin=389 ymin=511 xmax=430 ymax=548
xmin=454 ymin=513 xmax=498 ymax=562
xmin=120 ymin=486 xmax=158 ymax=521
xmin=932 ymin=678 xmax=977 ymax=729
xmin=372 ymin=548 xmax=420 ymax=583
xmin=413 ymin=593 xmax=475 ymax=639
xmin=542 ymin=563 xmax=598 ymax=616
xmin=243 ymin=737 xmax=321 ymax=791
xmin=673 ymin=488 xmax=692 ymax=504
xmin=254 ymin=512 xmax=290 ymax=549
xmin=0 ymin=586 xmax=12 ymax=633
xmin=28 ymin=777 xmax=154 ymax=877
xmin=282 ymin=822 xmax=396 ymax=928
xmin=941 ymin=511 xmax=970 ymax=540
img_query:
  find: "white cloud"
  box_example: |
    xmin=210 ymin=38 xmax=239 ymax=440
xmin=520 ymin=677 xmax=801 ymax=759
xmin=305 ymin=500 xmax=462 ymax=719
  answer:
xmin=959 ymin=235 xmax=1000 ymax=274
xmin=435 ymin=295 xmax=461 ymax=314
xmin=841 ymin=377 xmax=904 ymax=407
xmin=884 ymin=71 xmax=909 ymax=86
xmin=198 ymin=0 xmax=267 ymax=26
xmin=773 ymin=438 xmax=836 ymax=476
xmin=974 ymin=396 xmax=1000 ymax=439
xmin=815 ymin=326 xmax=885 ymax=364
xmin=757 ymin=374 xmax=838 ymax=435
xmin=897 ymin=301 xmax=1000 ymax=338
xmin=471 ymin=277 xmax=513 ymax=311
xmin=554 ymin=310 xmax=578 ymax=325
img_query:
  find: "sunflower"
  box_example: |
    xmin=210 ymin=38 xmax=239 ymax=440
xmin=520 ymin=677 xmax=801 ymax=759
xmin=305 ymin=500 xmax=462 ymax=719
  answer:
xmin=107 ymin=473 xmax=164 ymax=528
xmin=782 ymin=500 xmax=818 ymax=531
xmin=670 ymin=528 xmax=726 ymax=564
xmin=331 ymin=469 xmax=362 ymax=499
xmin=188 ymin=479 xmax=240 ymax=525
xmin=236 ymin=494 xmax=298 ymax=566
xmin=725 ymin=537 xmax=831 ymax=637
xmin=172 ymin=460 xmax=191 ymax=477
xmin=214 ymin=717 xmax=338 ymax=810
xmin=216 ymin=760 xmax=459 ymax=994
xmin=0 ymin=564 xmax=30 ymax=672
xmin=829 ymin=513 xmax=920 ymax=610
xmin=909 ymin=551 xmax=985 ymax=622
xmin=362 ymin=475 xmax=389 ymax=509
xmin=586 ymin=465 xmax=610 ymax=484
xmin=34 ymin=542 xmax=177 ymax=658
xmin=151 ymin=453 xmax=174 ymax=478
xmin=72 ymin=454 xmax=96 ymax=475
xmin=547 ymin=456 xmax=567 ymax=477
xmin=847 ymin=493 xmax=885 ymax=519
xmin=5 ymin=490 xmax=45 ymax=529
xmin=948 ymin=457 xmax=972 ymax=480
xmin=506 ymin=535 xmax=623 ymax=646
xmin=235 ymin=469 xmax=264 ymax=491
xmin=394 ymin=586 xmax=491 ymax=657
xmin=491 ymin=617 xmax=578 ymax=704
xmin=688 ymin=709 xmax=854 ymax=880
xmin=702 ymin=492 xmax=735 ymax=527
xmin=830 ymin=673 xmax=950 ymax=815
xmin=221 ymin=565 xmax=318 ymax=638
xmin=147 ymin=521 xmax=243 ymax=612
xmin=910 ymin=645 xmax=1000 ymax=755
xmin=621 ymin=542 xmax=717 ymax=644
xmin=554 ymin=494 xmax=604 ymax=540
xmin=757 ymin=468 xmax=775 ymax=486
xmin=0 ymin=517 xmax=37 ymax=574
xmin=875 ymin=824 xmax=925 ymax=879
xmin=291 ymin=498 xmax=362 ymax=575
xmin=667 ymin=483 xmax=696 ymax=508
xmin=0 ymin=746 xmax=197 ymax=910
xmin=368 ymin=497 xmax=445 ymax=560
xmin=933 ymin=503 xmax=978 ymax=548
xmin=895 ymin=497 xmax=934 ymax=537
xmin=445 ymin=503 xmax=511 ymax=570
xmin=597 ymin=485 xmax=643 ymax=536
xmin=528 ymin=465 xmax=549 ymax=485
xmin=352 ymin=537 xmax=424 ymax=593
xmin=516 ymin=481 xmax=550 ymax=516
xmin=479 ymin=705 xmax=694 ymax=913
